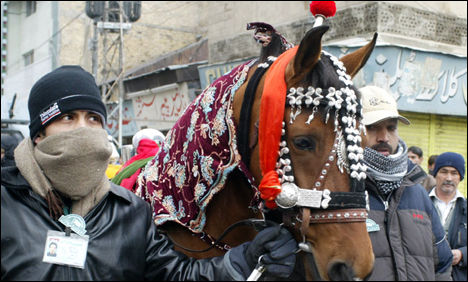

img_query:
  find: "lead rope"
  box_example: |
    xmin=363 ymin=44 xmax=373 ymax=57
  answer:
xmin=164 ymin=219 xmax=275 ymax=253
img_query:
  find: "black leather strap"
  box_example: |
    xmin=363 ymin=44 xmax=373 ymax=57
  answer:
xmin=325 ymin=191 xmax=368 ymax=209
xmin=165 ymin=219 xmax=276 ymax=253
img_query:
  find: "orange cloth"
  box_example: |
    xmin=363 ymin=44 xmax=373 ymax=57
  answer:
xmin=258 ymin=46 xmax=298 ymax=209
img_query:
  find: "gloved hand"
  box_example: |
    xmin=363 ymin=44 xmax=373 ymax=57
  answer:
xmin=225 ymin=225 xmax=298 ymax=279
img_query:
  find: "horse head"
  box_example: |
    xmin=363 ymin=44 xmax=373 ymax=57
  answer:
xmin=236 ymin=25 xmax=377 ymax=280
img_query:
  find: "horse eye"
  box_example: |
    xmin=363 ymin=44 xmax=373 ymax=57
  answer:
xmin=292 ymin=137 xmax=315 ymax=151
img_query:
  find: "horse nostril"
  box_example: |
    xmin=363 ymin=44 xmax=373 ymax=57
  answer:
xmin=328 ymin=261 xmax=355 ymax=281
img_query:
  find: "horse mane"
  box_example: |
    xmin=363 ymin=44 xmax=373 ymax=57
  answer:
xmin=258 ymin=33 xmax=289 ymax=63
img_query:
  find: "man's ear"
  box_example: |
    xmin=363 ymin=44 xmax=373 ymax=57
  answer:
xmin=34 ymin=130 xmax=46 ymax=144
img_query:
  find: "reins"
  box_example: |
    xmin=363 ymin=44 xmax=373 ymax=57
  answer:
xmin=164 ymin=219 xmax=276 ymax=253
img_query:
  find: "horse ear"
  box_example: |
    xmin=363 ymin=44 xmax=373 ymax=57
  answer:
xmin=289 ymin=25 xmax=329 ymax=83
xmin=339 ymin=33 xmax=378 ymax=78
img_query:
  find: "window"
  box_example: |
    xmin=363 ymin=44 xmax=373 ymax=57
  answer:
xmin=23 ymin=50 xmax=34 ymax=66
xmin=26 ymin=1 xmax=36 ymax=17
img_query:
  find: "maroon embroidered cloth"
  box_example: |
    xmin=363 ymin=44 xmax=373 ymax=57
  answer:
xmin=136 ymin=60 xmax=262 ymax=233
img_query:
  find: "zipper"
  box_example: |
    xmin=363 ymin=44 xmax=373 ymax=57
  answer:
xmin=378 ymin=190 xmax=400 ymax=281
xmin=376 ymin=193 xmax=390 ymax=212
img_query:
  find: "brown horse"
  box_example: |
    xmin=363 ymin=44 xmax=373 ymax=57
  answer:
xmin=138 ymin=24 xmax=377 ymax=280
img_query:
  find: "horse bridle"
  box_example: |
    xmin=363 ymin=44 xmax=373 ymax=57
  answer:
xmin=239 ymin=51 xmax=370 ymax=233
xmin=238 ymin=52 xmax=370 ymax=281
xmin=277 ymin=129 xmax=369 ymax=252
xmin=272 ymin=51 xmax=369 ymax=253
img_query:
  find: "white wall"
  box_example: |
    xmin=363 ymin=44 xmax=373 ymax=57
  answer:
xmin=5 ymin=1 xmax=53 ymax=75
xmin=1 ymin=56 xmax=53 ymax=120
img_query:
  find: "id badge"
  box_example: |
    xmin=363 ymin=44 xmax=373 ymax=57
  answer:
xmin=43 ymin=230 xmax=89 ymax=269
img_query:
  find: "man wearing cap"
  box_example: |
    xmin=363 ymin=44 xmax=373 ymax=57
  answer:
xmin=359 ymin=86 xmax=453 ymax=280
xmin=1 ymin=65 xmax=297 ymax=280
xmin=429 ymin=152 xmax=467 ymax=281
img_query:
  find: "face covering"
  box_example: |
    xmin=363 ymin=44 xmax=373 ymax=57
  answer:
xmin=363 ymin=138 xmax=408 ymax=195
xmin=15 ymin=127 xmax=112 ymax=219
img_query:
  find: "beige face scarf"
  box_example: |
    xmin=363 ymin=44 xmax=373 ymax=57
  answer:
xmin=15 ymin=127 xmax=112 ymax=219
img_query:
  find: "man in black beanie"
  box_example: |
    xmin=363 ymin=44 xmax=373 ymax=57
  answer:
xmin=1 ymin=65 xmax=297 ymax=280
xmin=429 ymin=152 xmax=467 ymax=281
xmin=27 ymin=65 xmax=107 ymax=141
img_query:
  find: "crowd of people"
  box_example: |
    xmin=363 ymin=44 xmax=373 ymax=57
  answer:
xmin=1 ymin=54 xmax=466 ymax=282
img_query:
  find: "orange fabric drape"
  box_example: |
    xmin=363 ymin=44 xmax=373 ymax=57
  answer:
xmin=258 ymin=45 xmax=298 ymax=209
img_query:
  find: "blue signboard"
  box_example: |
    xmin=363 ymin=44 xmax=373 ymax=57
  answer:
xmin=324 ymin=45 xmax=467 ymax=116
xmin=198 ymin=58 xmax=252 ymax=90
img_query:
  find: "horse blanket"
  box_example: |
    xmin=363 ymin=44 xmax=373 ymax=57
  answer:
xmin=137 ymin=60 xmax=262 ymax=233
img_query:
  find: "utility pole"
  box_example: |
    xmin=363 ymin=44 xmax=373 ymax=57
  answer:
xmin=86 ymin=1 xmax=140 ymax=148
xmin=101 ymin=1 xmax=125 ymax=148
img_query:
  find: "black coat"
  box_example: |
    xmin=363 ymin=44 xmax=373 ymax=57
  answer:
xmin=448 ymin=197 xmax=467 ymax=281
xmin=1 ymin=166 xmax=236 ymax=281
xmin=1 ymin=135 xmax=18 ymax=168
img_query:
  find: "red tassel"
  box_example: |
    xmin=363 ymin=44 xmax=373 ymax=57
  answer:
xmin=310 ymin=1 xmax=336 ymax=18
xmin=265 ymin=200 xmax=278 ymax=210
xmin=259 ymin=170 xmax=282 ymax=209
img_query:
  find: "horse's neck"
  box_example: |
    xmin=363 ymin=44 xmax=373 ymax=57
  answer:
xmin=204 ymin=170 xmax=263 ymax=243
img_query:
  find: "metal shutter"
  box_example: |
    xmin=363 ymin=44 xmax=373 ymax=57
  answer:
xmin=398 ymin=111 xmax=467 ymax=197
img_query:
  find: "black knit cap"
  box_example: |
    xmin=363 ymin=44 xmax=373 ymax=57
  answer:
xmin=28 ymin=65 xmax=107 ymax=139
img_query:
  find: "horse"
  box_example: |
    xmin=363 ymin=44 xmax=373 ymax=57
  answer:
xmin=137 ymin=22 xmax=378 ymax=280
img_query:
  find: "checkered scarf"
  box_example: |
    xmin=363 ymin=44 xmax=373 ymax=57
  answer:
xmin=363 ymin=138 xmax=408 ymax=195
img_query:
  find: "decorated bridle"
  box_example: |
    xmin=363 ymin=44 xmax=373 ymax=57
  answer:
xmin=257 ymin=48 xmax=369 ymax=254
xmin=259 ymin=45 xmax=368 ymax=253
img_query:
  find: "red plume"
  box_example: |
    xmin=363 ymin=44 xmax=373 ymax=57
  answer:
xmin=310 ymin=1 xmax=336 ymax=18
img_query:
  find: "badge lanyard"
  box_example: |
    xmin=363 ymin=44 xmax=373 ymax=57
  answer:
xmin=42 ymin=214 xmax=89 ymax=269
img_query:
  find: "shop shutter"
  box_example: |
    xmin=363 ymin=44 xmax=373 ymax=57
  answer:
xmin=398 ymin=111 xmax=467 ymax=197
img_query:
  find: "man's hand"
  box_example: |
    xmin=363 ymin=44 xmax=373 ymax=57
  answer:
xmin=452 ymin=249 xmax=463 ymax=265
xmin=225 ymin=225 xmax=298 ymax=279
xmin=244 ymin=225 xmax=297 ymax=277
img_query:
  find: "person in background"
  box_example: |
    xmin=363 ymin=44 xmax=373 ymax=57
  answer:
xmin=429 ymin=152 xmax=467 ymax=281
xmin=359 ymin=86 xmax=453 ymax=281
xmin=429 ymin=154 xmax=439 ymax=175
xmin=1 ymin=65 xmax=297 ymax=281
xmin=111 ymin=128 xmax=165 ymax=192
xmin=408 ymin=146 xmax=424 ymax=166
xmin=1 ymin=135 xmax=19 ymax=168
xmin=408 ymin=145 xmax=437 ymax=192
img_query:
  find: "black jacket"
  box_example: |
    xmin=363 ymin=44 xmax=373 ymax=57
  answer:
xmin=431 ymin=194 xmax=467 ymax=281
xmin=366 ymin=160 xmax=453 ymax=281
xmin=1 ymin=135 xmax=18 ymax=168
xmin=449 ymin=197 xmax=467 ymax=281
xmin=1 ymin=166 xmax=239 ymax=281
